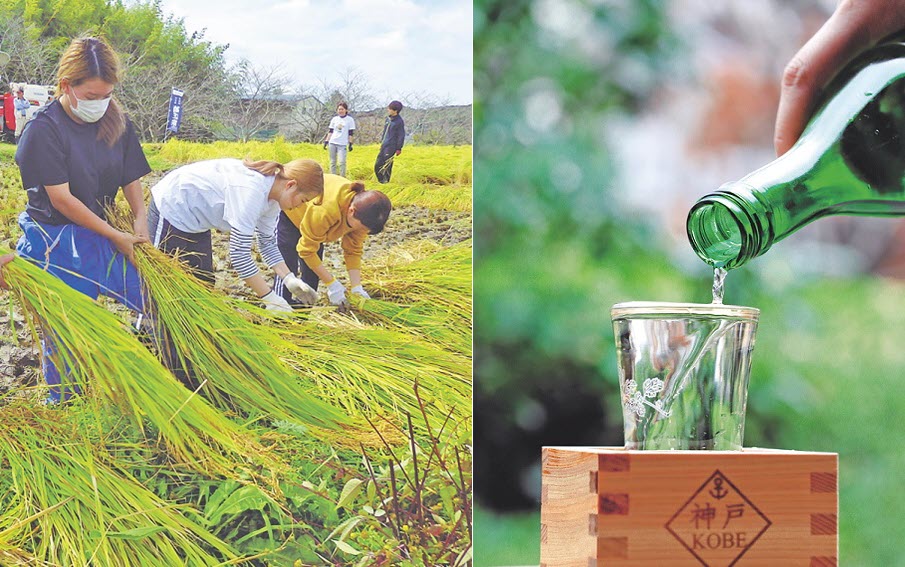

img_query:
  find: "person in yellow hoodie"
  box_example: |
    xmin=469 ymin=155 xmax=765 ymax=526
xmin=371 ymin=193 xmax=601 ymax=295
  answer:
xmin=275 ymin=173 xmax=392 ymax=307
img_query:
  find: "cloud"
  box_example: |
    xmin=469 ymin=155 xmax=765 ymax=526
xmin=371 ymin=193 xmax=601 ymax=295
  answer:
xmin=159 ymin=0 xmax=471 ymax=104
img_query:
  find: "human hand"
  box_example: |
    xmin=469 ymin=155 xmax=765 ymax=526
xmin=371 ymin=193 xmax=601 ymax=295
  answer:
xmin=283 ymin=273 xmax=318 ymax=304
xmin=326 ymin=279 xmax=347 ymax=306
xmin=112 ymin=230 xmax=148 ymax=265
xmin=323 ymin=141 xmax=329 ymax=149
xmin=260 ymin=290 xmax=293 ymax=313
xmin=348 ymin=142 xmax=353 ymax=152
xmin=350 ymin=285 xmax=370 ymax=299
xmin=395 ymin=150 xmax=401 ymax=156
xmin=0 ymin=253 xmax=15 ymax=290
xmin=774 ymin=0 xmax=905 ymax=155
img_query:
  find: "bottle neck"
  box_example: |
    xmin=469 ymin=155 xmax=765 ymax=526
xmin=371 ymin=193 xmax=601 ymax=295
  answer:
xmin=687 ymin=41 xmax=905 ymax=271
xmin=686 ymin=182 xmax=773 ymax=269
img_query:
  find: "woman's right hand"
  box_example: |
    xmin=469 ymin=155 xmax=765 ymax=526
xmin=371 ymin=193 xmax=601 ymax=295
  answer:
xmin=111 ymin=231 xmax=149 ymax=265
xmin=0 ymin=253 xmax=16 ymax=290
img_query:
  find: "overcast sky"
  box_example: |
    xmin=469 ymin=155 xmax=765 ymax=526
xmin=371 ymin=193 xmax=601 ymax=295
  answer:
xmin=156 ymin=0 xmax=473 ymax=107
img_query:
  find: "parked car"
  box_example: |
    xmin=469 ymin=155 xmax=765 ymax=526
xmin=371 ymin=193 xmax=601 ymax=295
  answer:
xmin=0 ymin=91 xmax=14 ymax=143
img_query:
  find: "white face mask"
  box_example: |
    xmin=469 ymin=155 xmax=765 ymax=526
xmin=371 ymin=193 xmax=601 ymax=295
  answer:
xmin=69 ymin=90 xmax=111 ymax=123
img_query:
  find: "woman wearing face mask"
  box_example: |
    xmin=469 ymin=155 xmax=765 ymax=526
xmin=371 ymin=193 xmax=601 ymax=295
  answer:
xmin=11 ymin=36 xmax=154 ymax=403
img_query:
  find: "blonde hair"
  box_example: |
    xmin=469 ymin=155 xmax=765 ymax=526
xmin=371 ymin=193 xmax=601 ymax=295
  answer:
xmin=57 ymin=37 xmax=126 ymax=147
xmin=243 ymin=158 xmax=324 ymax=201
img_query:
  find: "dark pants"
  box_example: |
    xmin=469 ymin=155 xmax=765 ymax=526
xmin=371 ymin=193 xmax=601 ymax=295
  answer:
xmin=148 ymin=200 xmax=214 ymax=285
xmin=147 ymin=200 xmax=213 ymax=389
xmin=276 ymin=211 xmax=323 ymax=304
xmin=374 ymin=150 xmax=395 ymax=183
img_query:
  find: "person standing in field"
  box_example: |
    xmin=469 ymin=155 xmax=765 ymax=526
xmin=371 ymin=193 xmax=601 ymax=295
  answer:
xmin=13 ymin=87 xmax=30 ymax=142
xmin=322 ymin=102 xmax=356 ymax=177
xmin=374 ymin=100 xmax=406 ymax=183
xmin=10 ymin=37 xmax=154 ymax=403
xmin=148 ymin=158 xmax=324 ymax=311
xmin=275 ymin=173 xmax=392 ymax=308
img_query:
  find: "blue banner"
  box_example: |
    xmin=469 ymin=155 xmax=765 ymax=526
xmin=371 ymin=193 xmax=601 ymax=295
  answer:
xmin=166 ymin=88 xmax=184 ymax=133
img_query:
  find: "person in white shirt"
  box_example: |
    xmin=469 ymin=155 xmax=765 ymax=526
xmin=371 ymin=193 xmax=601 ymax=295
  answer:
xmin=148 ymin=157 xmax=324 ymax=312
xmin=13 ymin=88 xmax=30 ymax=141
xmin=321 ymin=102 xmax=356 ymax=176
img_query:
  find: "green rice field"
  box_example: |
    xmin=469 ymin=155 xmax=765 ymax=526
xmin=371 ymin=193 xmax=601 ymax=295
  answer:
xmin=0 ymin=140 xmax=472 ymax=566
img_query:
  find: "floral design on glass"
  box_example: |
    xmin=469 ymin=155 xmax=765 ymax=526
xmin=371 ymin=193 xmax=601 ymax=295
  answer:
xmin=623 ymin=377 xmax=670 ymax=417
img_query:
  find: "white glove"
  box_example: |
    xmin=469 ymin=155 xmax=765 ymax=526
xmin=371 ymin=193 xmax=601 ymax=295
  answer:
xmin=326 ymin=279 xmax=347 ymax=306
xmin=260 ymin=290 xmax=293 ymax=313
xmin=350 ymin=285 xmax=370 ymax=299
xmin=283 ymin=273 xmax=318 ymax=304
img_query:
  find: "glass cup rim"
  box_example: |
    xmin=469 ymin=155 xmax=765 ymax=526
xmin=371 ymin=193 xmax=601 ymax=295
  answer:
xmin=611 ymin=301 xmax=759 ymax=321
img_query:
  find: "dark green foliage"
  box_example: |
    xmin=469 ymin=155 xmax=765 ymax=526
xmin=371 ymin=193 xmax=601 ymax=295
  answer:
xmin=0 ymin=0 xmax=232 ymax=141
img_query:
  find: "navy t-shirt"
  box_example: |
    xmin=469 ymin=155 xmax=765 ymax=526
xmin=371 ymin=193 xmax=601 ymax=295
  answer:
xmin=15 ymin=100 xmax=151 ymax=225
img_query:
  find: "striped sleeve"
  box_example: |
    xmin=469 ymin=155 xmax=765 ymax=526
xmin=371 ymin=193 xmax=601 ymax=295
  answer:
xmin=256 ymin=224 xmax=284 ymax=268
xmin=228 ymin=231 xmax=259 ymax=279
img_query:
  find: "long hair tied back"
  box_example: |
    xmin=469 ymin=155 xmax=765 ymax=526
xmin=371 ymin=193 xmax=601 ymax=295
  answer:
xmin=351 ymin=188 xmax=392 ymax=234
xmin=244 ymin=158 xmax=325 ymax=201
xmin=57 ymin=37 xmax=126 ymax=147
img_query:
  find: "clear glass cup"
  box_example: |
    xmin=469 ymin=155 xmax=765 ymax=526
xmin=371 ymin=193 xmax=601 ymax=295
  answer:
xmin=611 ymin=302 xmax=759 ymax=450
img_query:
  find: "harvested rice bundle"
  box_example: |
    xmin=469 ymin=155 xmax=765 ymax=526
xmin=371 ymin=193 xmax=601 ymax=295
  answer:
xmin=362 ymin=239 xmax=472 ymax=355
xmin=130 ymin=243 xmax=348 ymax=430
xmin=277 ymin=323 xmax=471 ymax=431
xmin=3 ymin=255 xmax=273 ymax=478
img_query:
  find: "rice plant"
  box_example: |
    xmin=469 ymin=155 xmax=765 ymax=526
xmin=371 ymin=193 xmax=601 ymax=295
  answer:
xmin=0 ymin=403 xmax=239 ymax=566
xmin=125 ymin=242 xmax=350 ymax=431
xmin=144 ymin=139 xmax=472 ymax=212
xmin=132 ymin=243 xmax=470 ymax=434
xmin=269 ymin=241 xmax=473 ymax=433
xmin=376 ymin=184 xmax=471 ymax=212
xmin=0 ymin=138 xmax=473 ymax=564
xmin=351 ymin=298 xmax=470 ymax=358
xmin=276 ymin=321 xmax=471 ymax=432
xmin=118 ymin=211 xmax=470 ymax=435
xmin=2 ymin=254 xmax=274 ymax=479
xmin=367 ymin=240 xmax=472 ymax=339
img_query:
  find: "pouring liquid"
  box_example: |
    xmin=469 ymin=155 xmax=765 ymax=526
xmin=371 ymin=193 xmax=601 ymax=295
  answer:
xmin=712 ymin=267 xmax=727 ymax=304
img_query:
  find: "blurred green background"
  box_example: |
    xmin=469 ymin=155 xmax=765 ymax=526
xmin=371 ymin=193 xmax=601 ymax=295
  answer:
xmin=474 ymin=1 xmax=905 ymax=566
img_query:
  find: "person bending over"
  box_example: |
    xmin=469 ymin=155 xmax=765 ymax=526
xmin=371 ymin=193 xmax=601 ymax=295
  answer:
xmin=275 ymin=173 xmax=392 ymax=308
xmin=148 ymin=157 xmax=325 ymax=311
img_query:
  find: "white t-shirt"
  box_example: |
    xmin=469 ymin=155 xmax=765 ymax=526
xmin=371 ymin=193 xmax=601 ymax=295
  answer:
xmin=328 ymin=115 xmax=356 ymax=146
xmin=151 ymin=158 xmax=279 ymax=236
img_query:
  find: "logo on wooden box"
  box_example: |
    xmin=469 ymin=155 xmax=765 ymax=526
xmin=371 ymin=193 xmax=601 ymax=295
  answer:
xmin=666 ymin=470 xmax=772 ymax=566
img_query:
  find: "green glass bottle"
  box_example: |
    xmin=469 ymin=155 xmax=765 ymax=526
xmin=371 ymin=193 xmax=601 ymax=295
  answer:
xmin=687 ymin=36 xmax=905 ymax=269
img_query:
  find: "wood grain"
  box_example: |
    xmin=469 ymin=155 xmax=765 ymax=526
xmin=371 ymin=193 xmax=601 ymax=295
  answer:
xmin=541 ymin=447 xmax=838 ymax=566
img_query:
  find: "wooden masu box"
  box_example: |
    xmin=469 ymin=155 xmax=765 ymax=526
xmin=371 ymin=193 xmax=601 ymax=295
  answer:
xmin=540 ymin=447 xmax=838 ymax=566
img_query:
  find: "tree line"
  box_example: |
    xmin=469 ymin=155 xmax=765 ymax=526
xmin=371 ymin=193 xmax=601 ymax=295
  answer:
xmin=0 ymin=0 xmax=471 ymax=145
